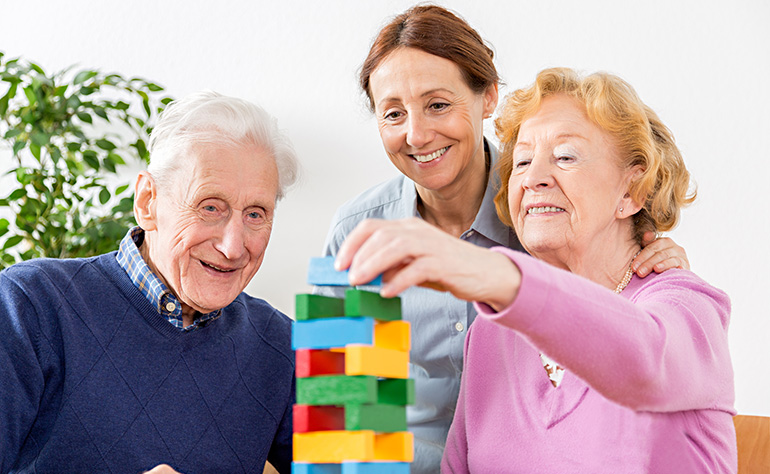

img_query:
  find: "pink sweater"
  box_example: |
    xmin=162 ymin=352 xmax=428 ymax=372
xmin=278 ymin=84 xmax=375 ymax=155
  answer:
xmin=442 ymin=248 xmax=736 ymax=473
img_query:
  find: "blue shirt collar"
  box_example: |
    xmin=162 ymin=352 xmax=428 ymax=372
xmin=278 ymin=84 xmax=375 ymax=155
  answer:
xmin=116 ymin=226 xmax=220 ymax=331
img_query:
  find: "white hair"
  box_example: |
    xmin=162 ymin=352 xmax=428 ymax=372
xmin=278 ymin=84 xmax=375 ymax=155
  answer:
xmin=147 ymin=90 xmax=300 ymax=200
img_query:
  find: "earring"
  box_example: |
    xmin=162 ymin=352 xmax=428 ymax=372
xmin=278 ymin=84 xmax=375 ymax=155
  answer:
xmin=619 ymin=207 xmax=624 ymax=214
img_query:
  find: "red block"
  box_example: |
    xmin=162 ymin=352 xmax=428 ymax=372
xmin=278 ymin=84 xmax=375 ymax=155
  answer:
xmin=293 ymin=405 xmax=344 ymax=432
xmin=296 ymin=349 xmax=345 ymax=377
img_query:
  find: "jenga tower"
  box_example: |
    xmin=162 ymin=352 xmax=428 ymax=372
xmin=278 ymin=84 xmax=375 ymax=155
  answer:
xmin=292 ymin=257 xmax=414 ymax=474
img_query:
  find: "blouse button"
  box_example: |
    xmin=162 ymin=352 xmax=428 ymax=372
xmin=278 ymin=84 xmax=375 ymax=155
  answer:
xmin=455 ymin=322 xmax=464 ymax=332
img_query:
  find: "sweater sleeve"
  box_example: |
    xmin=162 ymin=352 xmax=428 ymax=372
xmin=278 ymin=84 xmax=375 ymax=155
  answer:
xmin=474 ymin=248 xmax=734 ymax=413
xmin=440 ymin=324 xmax=473 ymax=474
xmin=0 ymin=271 xmax=47 ymax=473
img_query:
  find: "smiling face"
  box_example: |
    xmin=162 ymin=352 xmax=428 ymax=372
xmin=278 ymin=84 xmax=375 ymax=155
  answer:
xmin=508 ymin=94 xmax=640 ymax=265
xmin=137 ymin=140 xmax=278 ymax=314
xmin=369 ymin=47 xmax=497 ymax=196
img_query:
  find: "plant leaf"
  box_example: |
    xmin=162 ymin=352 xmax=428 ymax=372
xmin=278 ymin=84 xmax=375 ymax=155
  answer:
xmin=99 ymin=188 xmax=110 ymax=204
xmin=95 ymin=138 xmax=116 ymax=151
xmin=76 ymin=111 xmax=92 ymax=123
xmin=3 ymin=235 xmax=23 ymax=250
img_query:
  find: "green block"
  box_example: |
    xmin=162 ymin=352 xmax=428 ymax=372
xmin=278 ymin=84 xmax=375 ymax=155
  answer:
xmin=377 ymin=378 xmax=415 ymax=406
xmin=295 ymin=294 xmax=345 ymax=320
xmin=345 ymin=403 xmax=407 ymax=432
xmin=344 ymin=289 xmax=402 ymax=321
xmin=297 ymin=375 xmax=377 ymax=405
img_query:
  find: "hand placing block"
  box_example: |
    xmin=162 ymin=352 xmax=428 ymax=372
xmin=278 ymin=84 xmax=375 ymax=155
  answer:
xmin=308 ymin=257 xmax=383 ymax=286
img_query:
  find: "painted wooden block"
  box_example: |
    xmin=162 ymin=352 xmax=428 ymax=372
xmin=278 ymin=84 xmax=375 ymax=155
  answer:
xmin=345 ymin=403 xmax=407 ymax=432
xmin=293 ymin=403 xmax=407 ymax=433
xmin=296 ymin=375 xmax=378 ymax=406
xmin=296 ymin=349 xmax=345 ymax=378
xmin=307 ymin=256 xmax=382 ymax=286
xmin=292 ymin=463 xmax=340 ymax=474
xmin=293 ymin=431 xmax=413 ymax=463
xmin=342 ymin=462 xmax=410 ymax=474
xmin=296 ymin=294 xmax=345 ymax=320
xmin=345 ymin=345 xmax=409 ymax=379
xmin=294 ymin=430 xmax=375 ymax=463
xmin=345 ymin=289 xmax=402 ymax=321
xmin=373 ymin=321 xmax=411 ymax=352
xmin=374 ymin=432 xmax=414 ymax=462
xmin=292 ymin=463 xmax=410 ymax=474
xmin=293 ymin=405 xmax=344 ymax=432
xmin=377 ymin=378 xmax=415 ymax=406
xmin=296 ymin=375 xmax=415 ymax=406
xmin=293 ymin=317 xmax=374 ymax=350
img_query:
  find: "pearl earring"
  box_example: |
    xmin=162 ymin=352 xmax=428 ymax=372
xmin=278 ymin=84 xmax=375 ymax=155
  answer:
xmin=619 ymin=207 xmax=624 ymax=213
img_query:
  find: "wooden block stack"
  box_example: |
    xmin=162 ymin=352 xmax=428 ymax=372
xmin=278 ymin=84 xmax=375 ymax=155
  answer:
xmin=292 ymin=257 xmax=413 ymax=474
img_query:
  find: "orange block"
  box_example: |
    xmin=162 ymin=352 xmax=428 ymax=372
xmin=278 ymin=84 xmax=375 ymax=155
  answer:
xmin=374 ymin=431 xmax=414 ymax=462
xmin=374 ymin=321 xmax=411 ymax=351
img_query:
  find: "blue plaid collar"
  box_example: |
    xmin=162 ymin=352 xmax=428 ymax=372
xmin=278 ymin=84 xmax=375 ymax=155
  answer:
xmin=116 ymin=226 xmax=220 ymax=332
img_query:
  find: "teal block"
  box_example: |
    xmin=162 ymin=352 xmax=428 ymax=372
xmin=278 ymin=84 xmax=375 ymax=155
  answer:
xmin=293 ymin=317 xmax=374 ymax=350
xmin=344 ymin=289 xmax=402 ymax=321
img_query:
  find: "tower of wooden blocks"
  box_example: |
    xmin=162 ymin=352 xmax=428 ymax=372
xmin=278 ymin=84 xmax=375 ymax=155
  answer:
xmin=292 ymin=256 xmax=414 ymax=474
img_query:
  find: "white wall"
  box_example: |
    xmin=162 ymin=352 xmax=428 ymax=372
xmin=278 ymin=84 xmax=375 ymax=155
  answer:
xmin=1 ymin=0 xmax=768 ymax=416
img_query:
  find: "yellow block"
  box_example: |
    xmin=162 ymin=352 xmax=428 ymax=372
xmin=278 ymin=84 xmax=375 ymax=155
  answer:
xmin=345 ymin=345 xmax=409 ymax=378
xmin=374 ymin=320 xmax=411 ymax=351
xmin=293 ymin=430 xmax=413 ymax=463
xmin=294 ymin=430 xmax=374 ymax=463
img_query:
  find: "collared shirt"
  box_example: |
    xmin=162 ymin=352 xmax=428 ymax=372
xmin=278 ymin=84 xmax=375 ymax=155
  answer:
xmin=116 ymin=226 xmax=220 ymax=331
xmin=317 ymin=140 xmax=523 ymax=474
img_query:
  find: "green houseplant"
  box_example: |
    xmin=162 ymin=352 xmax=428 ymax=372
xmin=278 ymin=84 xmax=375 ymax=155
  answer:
xmin=0 ymin=51 xmax=172 ymax=269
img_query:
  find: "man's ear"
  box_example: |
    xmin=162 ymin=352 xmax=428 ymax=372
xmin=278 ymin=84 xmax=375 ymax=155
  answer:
xmin=134 ymin=171 xmax=158 ymax=231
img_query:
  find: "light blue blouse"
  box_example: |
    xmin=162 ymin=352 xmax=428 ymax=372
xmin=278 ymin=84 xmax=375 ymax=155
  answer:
xmin=317 ymin=141 xmax=523 ymax=474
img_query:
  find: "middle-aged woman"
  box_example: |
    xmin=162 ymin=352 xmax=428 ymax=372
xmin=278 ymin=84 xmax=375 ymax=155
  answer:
xmin=336 ymin=67 xmax=736 ymax=473
xmin=319 ymin=5 xmax=690 ymax=472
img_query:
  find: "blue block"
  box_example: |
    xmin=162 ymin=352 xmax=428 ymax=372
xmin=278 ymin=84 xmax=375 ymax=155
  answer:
xmin=308 ymin=256 xmax=382 ymax=286
xmin=293 ymin=463 xmax=341 ymax=474
xmin=292 ymin=317 xmax=374 ymax=349
xmin=292 ymin=463 xmax=410 ymax=474
xmin=343 ymin=463 xmax=410 ymax=474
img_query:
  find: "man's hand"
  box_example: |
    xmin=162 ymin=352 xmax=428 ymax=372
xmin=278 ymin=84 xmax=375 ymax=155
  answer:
xmin=144 ymin=465 xmax=182 ymax=474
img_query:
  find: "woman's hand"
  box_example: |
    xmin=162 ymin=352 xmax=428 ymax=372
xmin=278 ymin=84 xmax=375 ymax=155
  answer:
xmin=336 ymin=218 xmax=521 ymax=311
xmin=633 ymin=231 xmax=690 ymax=277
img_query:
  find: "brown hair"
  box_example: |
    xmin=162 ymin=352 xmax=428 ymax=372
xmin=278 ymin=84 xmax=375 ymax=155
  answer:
xmin=494 ymin=67 xmax=696 ymax=242
xmin=359 ymin=4 xmax=499 ymax=110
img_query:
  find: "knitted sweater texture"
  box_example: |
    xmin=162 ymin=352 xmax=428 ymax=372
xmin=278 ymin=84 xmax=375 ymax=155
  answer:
xmin=442 ymin=249 xmax=736 ymax=473
xmin=0 ymin=253 xmax=294 ymax=474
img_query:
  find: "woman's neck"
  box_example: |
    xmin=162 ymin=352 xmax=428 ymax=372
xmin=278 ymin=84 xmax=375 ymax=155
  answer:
xmin=415 ymin=146 xmax=489 ymax=238
xmin=533 ymin=228 xmax=641 ymax=291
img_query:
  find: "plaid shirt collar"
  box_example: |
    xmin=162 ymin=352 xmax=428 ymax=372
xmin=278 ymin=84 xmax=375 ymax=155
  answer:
xmin=116 ymin=226 xmax=220 ymax=332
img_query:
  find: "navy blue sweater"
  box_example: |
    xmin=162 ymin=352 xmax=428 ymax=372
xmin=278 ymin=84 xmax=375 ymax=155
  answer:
xmin=0 ymin=253 xmax=295 ymax=474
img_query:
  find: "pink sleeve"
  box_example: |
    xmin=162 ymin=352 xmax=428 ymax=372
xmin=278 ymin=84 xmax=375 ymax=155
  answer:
xmin=474 ymin=248 xmax=734 ymax=413
xmin=441 ymin=323 xmax=473 ymax=473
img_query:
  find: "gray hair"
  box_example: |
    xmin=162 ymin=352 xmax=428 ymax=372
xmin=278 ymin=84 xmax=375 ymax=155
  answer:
xmin=147 ymin=90 xmax=300 ymax=200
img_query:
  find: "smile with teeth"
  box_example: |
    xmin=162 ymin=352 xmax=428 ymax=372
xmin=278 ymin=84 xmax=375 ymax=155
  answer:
xmin=527 ymin=206 xmax=565 ymax=214
xmin=201 ymin=260 xmax=235 ymax=272
xmin=412 ymin=146 xmax=449 ymax=163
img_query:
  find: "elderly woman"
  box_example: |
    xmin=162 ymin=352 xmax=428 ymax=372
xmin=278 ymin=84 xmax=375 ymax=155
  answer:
xmin=336 ymin=68 xmax=736 ymax=473
xmin=320 ymin=6 xmax=690 ymax=472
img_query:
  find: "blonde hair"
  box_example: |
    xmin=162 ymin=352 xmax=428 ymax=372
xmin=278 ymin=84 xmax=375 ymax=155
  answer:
xmin=494 ymin=67 xmax=695 ymax=241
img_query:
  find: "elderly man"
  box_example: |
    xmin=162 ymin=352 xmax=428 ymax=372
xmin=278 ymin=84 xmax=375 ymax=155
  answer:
xmin=0 ymin=91 xmax=299 ymax=474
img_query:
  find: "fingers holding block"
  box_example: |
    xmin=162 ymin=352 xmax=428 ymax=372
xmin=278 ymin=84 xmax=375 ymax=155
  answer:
xmin=308 ymin=257 xmax=383 ymax=286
